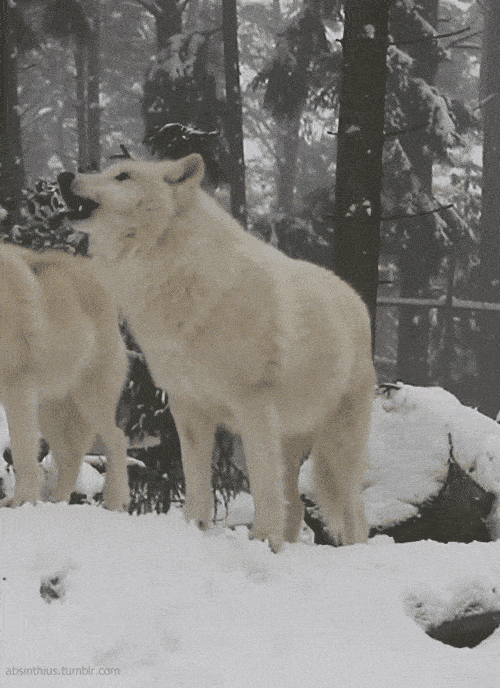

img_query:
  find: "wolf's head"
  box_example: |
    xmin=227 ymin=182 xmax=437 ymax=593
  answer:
xmin=58 ymin=154 xmax=205 ymax=261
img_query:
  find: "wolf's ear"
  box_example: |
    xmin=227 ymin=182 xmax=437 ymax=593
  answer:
xmin=162 ymin=154 xmax=205 ymax=187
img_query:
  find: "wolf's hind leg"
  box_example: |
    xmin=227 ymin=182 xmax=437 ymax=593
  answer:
xmin=282 ymin=435 xmax=309 ymax=543
xmin=311 ymin=387 xmax=372 ymax=546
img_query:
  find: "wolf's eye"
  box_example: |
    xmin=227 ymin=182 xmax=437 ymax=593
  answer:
xmin=115 ymin=171 xmax=131 ymax=181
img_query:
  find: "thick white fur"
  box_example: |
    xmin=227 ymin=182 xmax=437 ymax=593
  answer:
xmin=72 ymin=154 xmax=375 ymax=551
xmin=0 ymin=244 xmax=129 ymax=510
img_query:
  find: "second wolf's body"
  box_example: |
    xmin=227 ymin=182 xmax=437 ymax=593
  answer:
xmin=0 ymin=244 xmax=129 ymax=509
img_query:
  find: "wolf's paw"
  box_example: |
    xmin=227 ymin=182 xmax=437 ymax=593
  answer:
xmin=103 ymin=497 xmax=130 ymax=512
xmin=249 ymin=525 xmax=284 ymax=553
xmin=8 ymin=485 xmax=41 ymax=507
xmin=47 ymin=489 xmax=72 ymax=504
xmin=183 ymin=498 xmax=213 ymax=531
xmin=185 ymin=515 xmax=212 ymax=531
xmin=103 ymin=489 xmax=130 ymax=512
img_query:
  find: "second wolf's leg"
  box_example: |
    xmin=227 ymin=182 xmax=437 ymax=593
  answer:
xmin=39 ymin=396 xmax=94 ymax=503
xmin=79 ymin=393 xmax=130 ymax=511
xmin=2 ymin=383 xmax=42 ymax=505
xmin=282 ymin=435 xmax=310 ymax=543
xmin=169 ymin=399 xmax=217 ymax=529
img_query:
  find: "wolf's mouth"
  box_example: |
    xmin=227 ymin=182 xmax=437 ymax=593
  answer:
xmin=57 ymin=172 xmax=100 ymax=221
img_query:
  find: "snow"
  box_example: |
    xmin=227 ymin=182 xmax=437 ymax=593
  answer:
xmin=3 ymin=384 xmax=500 ymax=685
xmin=0 ymin=504 xmax=500 ymax=688
xmin=2 ymin=505 xmax=500 ymax=687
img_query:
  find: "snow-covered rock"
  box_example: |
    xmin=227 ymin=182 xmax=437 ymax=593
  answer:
xmin=300 ymin=384 xmax=500 ymax=536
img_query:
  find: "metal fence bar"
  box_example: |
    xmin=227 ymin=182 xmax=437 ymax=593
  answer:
xmin=377 ymin=296 xmax=500 ymax=312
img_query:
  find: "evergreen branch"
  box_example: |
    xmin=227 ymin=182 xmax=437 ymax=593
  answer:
xmin=328 ymin=123 xmax=428 ymax=138
xmin=445 ymin=29 xmax=482 ymax=49
xmin=381 ymin=204 xmax=454 ymax=222
xmin=391 ymin=26 xmax=472 ymax=46
xmin=474 ymin=94 xmax=499 ymax=111
xmin=448 ymin=45 xmax=480 ymax=51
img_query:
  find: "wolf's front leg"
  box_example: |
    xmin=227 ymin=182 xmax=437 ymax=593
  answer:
xmin=169 ymin=399 xmax=217 ymax=530
xmin=2 ymin=384 xmax=43 ymax=505
xmin=239 ymin=404 xmax=287 ymax=552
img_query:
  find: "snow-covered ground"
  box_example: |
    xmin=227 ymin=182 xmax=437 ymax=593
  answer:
xmin=3 ymin=505 xmax=500 ymax=688
xmin=3 ymin=384 xmax=500 ymax=686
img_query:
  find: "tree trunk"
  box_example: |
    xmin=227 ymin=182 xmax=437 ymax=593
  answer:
xmin=86 ymin=0 xmax=101 ymax=171
xmin=275 ymin=113 xmax=301 ymax=217
xmin=0 ymin=1 xmax=25 ymax=211
xmin=476 ymin=0 xmax=500 ymax=417
xmin=222 ymin=0 xmax=247 ymax=227
xmin=154 ymin=0 xmax=183 ymax=50
xmin=74 ymin=37 xmax=90 ymax=172
xmin=332 ymin=0 xmax=390 ymax=335
xmin=394 ymin=0 xmax=439 ymax=386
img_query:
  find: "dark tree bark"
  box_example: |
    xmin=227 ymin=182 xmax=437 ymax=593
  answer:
xmin=391 ymin=0 xmax=440 ymax=386
xmin=222 ymin=0 xmax=247 ymax=227
xmin=86 ymin=0 xmax=101 ymax=171
xmin=0 ymin=1 xmax=25 ymax=211
xmin=332 ymin=0 xmax=390 ymax=334
xmin=476 ymin=0 xmax=500 ymax=417
xmin=74 ymin=37 xmax=90 ymax=171
xmin=152 ymin=0 xmax=183 ymax=50
xmin=42 ymin=0 xmax=100 ymax=171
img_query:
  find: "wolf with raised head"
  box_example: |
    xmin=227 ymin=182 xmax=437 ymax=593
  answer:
xmin=0 ymin=244 xmax=129 ymax=510
xmin=59 ymin=154 xmax=374 ymax=551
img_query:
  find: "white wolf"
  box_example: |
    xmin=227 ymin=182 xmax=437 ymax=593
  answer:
xmin=0 ymin=244 xmax=129 ymax=510
xmin=59 ymin=154 xmax=374 ymax=551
